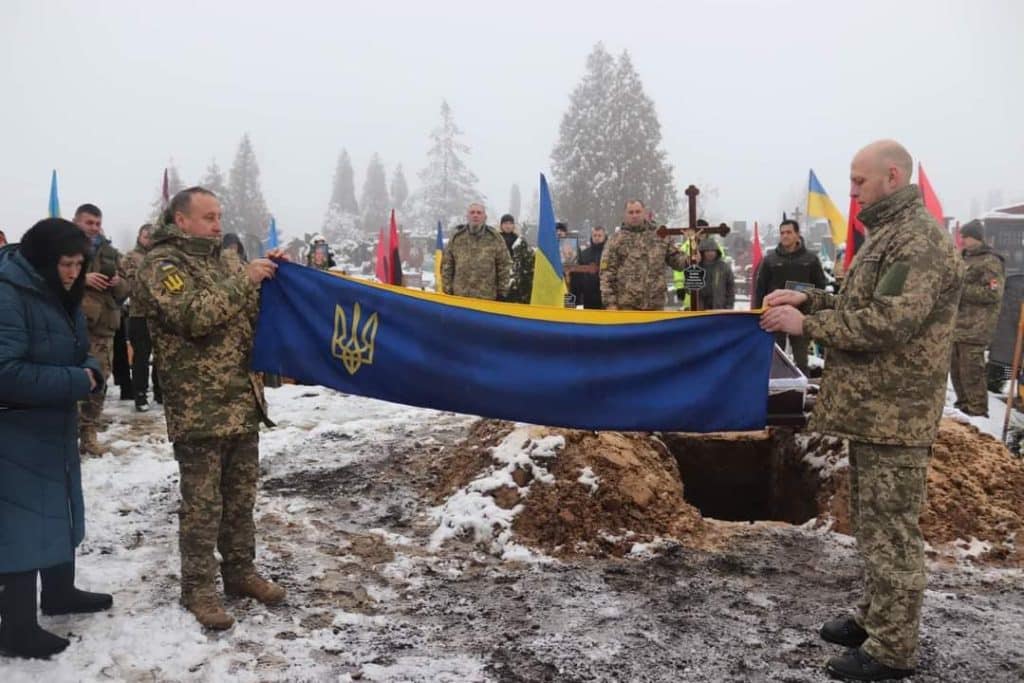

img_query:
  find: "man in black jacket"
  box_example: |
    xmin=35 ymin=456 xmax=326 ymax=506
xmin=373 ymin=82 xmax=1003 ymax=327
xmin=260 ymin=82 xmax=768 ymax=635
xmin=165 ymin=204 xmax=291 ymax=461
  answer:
xmin=570 ymin=226 xmax=606 ymax=309
xmin=753 ymin=220 xmax=827 ymax=373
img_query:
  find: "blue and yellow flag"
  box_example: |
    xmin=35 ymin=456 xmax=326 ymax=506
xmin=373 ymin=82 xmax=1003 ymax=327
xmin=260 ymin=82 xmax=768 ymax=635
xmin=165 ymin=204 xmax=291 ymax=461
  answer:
xmin=434 ymin=220 xmax=444 ymax=292
xmin=48 ymin=170 xmax=60 ymax=218
xmin=807 ymin=170 xmax=846 ymax=246
xmin=252 ymin=263 xmax=774 ymax=432
xmin=529 ymin=174 xmax=567 ymax=306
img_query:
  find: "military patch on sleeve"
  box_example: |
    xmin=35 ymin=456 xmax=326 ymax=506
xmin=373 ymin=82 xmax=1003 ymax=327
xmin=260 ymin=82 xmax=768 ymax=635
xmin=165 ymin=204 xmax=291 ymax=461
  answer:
xmin=160 ymin=263 xmax=185 ymax=294
xmin=876 ymin=263 xmax=909 ymax=297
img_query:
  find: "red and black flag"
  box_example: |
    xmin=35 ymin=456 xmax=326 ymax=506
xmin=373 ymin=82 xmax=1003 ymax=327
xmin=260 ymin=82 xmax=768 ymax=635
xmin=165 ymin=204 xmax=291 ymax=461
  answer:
xmin=388 ymin=209 xmax=403 ymax=286
xmin=843 ymin=196 xmax=865 ymax=271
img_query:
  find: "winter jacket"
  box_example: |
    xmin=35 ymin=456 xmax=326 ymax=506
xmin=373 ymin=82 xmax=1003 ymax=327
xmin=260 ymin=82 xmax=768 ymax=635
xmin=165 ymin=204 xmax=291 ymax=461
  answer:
xmin=80 ymin=235 xmax=129 ymax=336
xmin=693 ymin=241 xmax=735 ymax=311
xmin=954 ymin=244 xmax=1004 ymax=345
xmin=753 ymin=241 xmax=828 ymax=308
xmin=570 ymin=240 xmax=605 ymax=309
xmin=501 ymin=232 xmax=535 ymax=304
xmin=600 ymin=221 xmax=689 ymax=310
xmin=441 ymin=224 xmax=513 ymax=301
xmin=0 ymin=250 xmax=102 ymax=573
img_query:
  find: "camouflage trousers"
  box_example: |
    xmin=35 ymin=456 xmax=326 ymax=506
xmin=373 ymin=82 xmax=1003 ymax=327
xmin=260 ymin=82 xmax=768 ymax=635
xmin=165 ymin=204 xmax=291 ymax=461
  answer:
xmin=174 ymin=433 xmax=260 ymax=600
xmin=950 ymin=342 xmax=988 ymax=416
xmin=849 ymin=441 xmax=929 ymax=670
xmin=79 ymin=334 xmax=113 ymax=434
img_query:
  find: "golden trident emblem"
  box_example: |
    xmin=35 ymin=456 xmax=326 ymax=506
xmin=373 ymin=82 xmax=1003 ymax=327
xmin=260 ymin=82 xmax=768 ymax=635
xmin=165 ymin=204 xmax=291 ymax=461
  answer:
xmin=331 ymin=302 xmax=379 ymax=375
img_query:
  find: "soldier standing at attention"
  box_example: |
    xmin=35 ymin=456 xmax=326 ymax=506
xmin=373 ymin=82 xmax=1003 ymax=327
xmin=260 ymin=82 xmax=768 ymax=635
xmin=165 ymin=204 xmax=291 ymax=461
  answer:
xmin=497 ymin=213 xmax=534 ymax=304
xmin=441 ymin=203 xmax=512 ymax=301
xmin=950 ymin=221 xmax=1004 ymax=416
xmin=761 ymin=140 xmax=964 ymax=681
xmin=136 ymin=187 xmax=286 ymax=630
xmin=600 ymin=199 xmax=689 ymax=310
xmin=74 ymin=204 xmax=130 ymax=456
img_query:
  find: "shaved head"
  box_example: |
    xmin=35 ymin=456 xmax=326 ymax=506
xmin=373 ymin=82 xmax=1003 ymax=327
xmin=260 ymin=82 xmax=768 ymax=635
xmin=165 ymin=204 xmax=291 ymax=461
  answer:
xmin=850 ymin=139 xmax=914 ymax=208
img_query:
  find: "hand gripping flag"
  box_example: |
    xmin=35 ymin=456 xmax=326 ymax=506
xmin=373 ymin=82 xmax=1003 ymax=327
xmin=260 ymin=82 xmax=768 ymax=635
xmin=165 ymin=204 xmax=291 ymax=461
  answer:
xmin=252 ymin=263 xmax=775 ymax=432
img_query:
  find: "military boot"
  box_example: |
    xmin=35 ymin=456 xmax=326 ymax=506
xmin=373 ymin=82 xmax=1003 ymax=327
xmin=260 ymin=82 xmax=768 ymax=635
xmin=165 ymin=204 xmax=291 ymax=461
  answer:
xmin=825 ymin=647 xmax=914 ymax=681
xmin=820 ymin=615 xmax=868 ymax=648
xmin=181 ymin=591 xmax=234 ymax=631
xmin=79 ymin=429 xmax=103 ymax=458
xmin=223 ymin=572 xmax=286 ymax=606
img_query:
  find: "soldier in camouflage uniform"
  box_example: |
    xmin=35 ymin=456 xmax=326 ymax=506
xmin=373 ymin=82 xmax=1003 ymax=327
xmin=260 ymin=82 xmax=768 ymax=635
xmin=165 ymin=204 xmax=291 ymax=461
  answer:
xmin=762 ymin=140 xmax=964 ymax=681
xmin=135 ymin=187 xmax=286 ymax=630
xmin=950 ymin=222 xmax=1004 ymax=416
xmin=441 ymin=203 xmax=512 ymax=301
xmin=600 ymin=199 xmax=689 ymax=310
xmin=122 ymin=223 xmax=162 ymax=412
xmin=73 ymin=204 xmax=130 ymax=456
xmin=497 ymin=214 xmax=534 ymax=304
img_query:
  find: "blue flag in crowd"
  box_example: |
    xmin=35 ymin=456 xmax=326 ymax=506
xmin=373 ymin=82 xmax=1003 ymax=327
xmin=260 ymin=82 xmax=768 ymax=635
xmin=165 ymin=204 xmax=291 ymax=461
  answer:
xmin=48 ymin=170 xmax=61 ymax=218
xmin=252 ymin=263 xmax=774 ymax=432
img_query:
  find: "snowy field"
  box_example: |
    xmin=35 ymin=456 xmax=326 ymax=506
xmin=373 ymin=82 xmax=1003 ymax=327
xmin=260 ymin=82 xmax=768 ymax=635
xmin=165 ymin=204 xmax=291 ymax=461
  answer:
xmin=4 ymin=385 xmax=1023 ymax=682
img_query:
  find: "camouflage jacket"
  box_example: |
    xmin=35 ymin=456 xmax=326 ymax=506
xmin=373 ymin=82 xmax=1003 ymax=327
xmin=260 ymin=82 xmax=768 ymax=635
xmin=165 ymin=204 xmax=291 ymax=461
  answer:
xmin=81 ymin=236 xmax=129 ymax=336
xmin=502 ymin=233 xmax=535 ymax=304
xmin=600 ymin=221 xmax=689 ymax=310
xmin=121 ymin=244 xmax=150 ymax=318
xmin=440 ymin=224 xmax=512 ymax=301
xmin=135 ymin=223 xmax=271 ymax=442
xmin=801 ymin=185 xmax=965 ymax=447
xmin=954 ymin=244 xmax=1004 ymax=345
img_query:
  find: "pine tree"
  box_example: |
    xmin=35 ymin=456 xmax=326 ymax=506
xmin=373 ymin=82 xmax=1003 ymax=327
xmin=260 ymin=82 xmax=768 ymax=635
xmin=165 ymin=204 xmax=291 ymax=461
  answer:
xmin=200 ymin=159 xmax=228 ymax=199
xmin=412 ymin=100 xmax=482 ymax=230
xmin=550 ymin=44 xmax=679 ymax=229
xmin=390 ymin=163 xmax=409 ymax=213
xmin=508 ymin=184 xmax=522 ymax=220
xmin=224 ymin=133 xmax=271 ymax=242
xmin=360 ymin=153 xmax=390 ymax=235
xmin=321 ymin=149 xmax=360 ymax=241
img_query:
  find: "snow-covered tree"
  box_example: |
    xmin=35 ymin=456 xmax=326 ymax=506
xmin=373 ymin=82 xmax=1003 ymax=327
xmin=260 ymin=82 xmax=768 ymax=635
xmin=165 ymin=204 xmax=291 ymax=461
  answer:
xmin=551 ymin=44 xmax=678 ymax=229
xmin=224 ymin=133 xmax=271 ymax=242
xmin=200 ymin=159 xmax=228 ymax=199
xmin=508 ymin=183 xmax=521 ymax=220
xmin=390 ymin=163 xmax=409 ymax=214
xmin=412 ymin=100 xmax=482 ymax=230
xmin=322 ymin=149 xmax=360 ymax=241
xmin=360 ymin=153 xmax=390 ymax=235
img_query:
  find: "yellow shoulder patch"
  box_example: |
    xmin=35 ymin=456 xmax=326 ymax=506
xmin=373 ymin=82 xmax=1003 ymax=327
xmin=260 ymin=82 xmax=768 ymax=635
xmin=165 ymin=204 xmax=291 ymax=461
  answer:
xmin=162 ymin=270 xmax=185 ymax=294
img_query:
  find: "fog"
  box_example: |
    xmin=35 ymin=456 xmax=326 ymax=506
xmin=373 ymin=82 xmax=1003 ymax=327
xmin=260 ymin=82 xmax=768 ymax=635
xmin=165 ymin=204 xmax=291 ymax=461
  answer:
xmin=1 ymin=0 xmax=1021 ymax=247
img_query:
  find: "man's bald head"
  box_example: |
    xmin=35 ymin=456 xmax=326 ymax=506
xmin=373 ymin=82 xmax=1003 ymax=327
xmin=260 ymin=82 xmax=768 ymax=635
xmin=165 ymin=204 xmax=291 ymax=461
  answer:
xmin=850 ymin=139 xmax=914 ymax=209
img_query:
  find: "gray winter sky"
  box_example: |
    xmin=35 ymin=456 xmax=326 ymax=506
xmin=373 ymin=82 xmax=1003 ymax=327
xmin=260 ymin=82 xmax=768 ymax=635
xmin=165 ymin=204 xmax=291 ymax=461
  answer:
xmin=1 ymin=0 xmax=1021 ymax=248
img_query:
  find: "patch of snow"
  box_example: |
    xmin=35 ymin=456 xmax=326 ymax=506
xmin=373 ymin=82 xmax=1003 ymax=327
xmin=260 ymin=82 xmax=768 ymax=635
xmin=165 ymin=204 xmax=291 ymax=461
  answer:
xmin=953 ymin=536 xmax=993 ymax=559
xmin=577 ymin=466 xmax=600 ymax=494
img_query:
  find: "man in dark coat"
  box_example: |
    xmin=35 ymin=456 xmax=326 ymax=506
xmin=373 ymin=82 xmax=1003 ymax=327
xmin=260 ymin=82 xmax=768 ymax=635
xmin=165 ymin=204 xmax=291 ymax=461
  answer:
xmin=753 ymin=219 xmax=827 ymax=373
xmin=693 ymin=239 xmax=735 ymax=311
xmin=570 ymin=226 xmax=606 ymax=309
xmin=0 ymin=219 xmax=113 ymax=659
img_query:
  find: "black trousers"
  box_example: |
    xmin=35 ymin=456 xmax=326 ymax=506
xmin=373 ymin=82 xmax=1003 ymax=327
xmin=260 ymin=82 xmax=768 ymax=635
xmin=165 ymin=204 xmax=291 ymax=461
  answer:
xmin=112 ymin=316 xmax=132 ymax=388
xmin=129 ymin=317 xmax=160 ymax=400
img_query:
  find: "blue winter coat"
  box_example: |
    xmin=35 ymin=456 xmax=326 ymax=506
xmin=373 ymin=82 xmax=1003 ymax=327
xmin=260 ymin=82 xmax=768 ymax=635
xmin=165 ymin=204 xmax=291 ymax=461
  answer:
xmin=0 ymin=250 xmax=102 ymax=573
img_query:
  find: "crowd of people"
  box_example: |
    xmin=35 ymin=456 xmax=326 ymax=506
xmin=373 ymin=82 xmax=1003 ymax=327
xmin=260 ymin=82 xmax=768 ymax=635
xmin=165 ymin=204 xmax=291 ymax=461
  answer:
xmin=0 ymin=138 xmax=1008 ymax=681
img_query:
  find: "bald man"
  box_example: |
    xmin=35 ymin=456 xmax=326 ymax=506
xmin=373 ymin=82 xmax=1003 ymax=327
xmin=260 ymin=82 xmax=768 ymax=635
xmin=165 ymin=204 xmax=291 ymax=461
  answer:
xmin=761 ymin=140 xmax=964 ymax=681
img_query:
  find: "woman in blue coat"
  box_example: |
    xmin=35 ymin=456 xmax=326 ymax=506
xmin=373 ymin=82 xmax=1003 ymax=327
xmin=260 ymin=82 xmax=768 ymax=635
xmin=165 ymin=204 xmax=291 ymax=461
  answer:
xmin=0 ymin=219 xmax=113 ymax=659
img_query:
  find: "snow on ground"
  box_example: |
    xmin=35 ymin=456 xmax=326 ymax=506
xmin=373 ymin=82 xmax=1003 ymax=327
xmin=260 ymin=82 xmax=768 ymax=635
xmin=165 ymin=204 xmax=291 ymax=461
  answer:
xmin=5 ymin=384 xmax=1023 ymax=682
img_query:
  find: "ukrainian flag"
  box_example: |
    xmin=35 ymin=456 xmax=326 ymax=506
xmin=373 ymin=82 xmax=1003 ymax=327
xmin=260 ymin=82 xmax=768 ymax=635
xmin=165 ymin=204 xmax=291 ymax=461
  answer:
xmin=434 ymin=220 xmax=444 ymax=292
xmin=807 ymin=170 xmax=846 ymax=247
xmin=252 ymin=263 xmax=774 ymax=432
xmin=529 ymin=174 xmax=567 ymax=306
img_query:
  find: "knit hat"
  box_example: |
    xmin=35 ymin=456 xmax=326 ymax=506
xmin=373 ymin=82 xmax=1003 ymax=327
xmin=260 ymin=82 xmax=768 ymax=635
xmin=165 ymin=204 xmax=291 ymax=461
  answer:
xmin=499 ymin=214 xmax=515 ymax=226
xmin=960 ymin=222 xmax=983 ymax=241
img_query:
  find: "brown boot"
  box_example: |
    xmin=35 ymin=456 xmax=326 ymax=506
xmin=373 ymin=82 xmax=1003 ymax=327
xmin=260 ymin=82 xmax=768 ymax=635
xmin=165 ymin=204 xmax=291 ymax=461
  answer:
xmin=181 ymin=592 xmax=234 ymax=630
xmin=79 ymin=429 xmax=103 ymax=458
xmin=223 ymin=573 xmax=286 ymax=605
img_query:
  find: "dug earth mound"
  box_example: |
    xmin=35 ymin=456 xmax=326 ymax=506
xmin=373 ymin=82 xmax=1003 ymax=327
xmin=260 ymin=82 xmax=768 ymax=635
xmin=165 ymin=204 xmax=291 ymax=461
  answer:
xmin=426 ymin=418 xmax=1024 ymax=564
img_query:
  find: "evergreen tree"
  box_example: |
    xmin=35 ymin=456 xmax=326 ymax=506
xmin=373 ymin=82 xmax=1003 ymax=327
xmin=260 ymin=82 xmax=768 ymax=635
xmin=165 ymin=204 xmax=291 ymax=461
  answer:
xmin=412 ymin=100 xmax=482 ymax=229
xmin=224 ymin=133 xmax=271 ymax=242
xmin=360 ymin=153 xmax=390 ymax=235
xmin=321 ymin=149 xmax=360 ymax=241
xmin=390 ymin=163 xmax=409 ymax=213
xmin=550 ymin=44 xmax=678 ymax=228
xmin=200 ymin=159 xmax=228 ymax=199
xmin=509 ymin=183 xmax=522 ymax=220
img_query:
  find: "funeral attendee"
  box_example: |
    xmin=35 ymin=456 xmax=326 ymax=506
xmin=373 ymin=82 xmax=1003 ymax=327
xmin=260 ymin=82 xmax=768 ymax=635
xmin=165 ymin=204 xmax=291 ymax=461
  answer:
xmin=570 ymin=226 xmax=607 ymax=309
xmin=136 ymin=187 xmax=286 ymax=630
xmin=0 ymin=229 xmax=7 ymax=247
xmin=761 ymin=139 xmax=963 ymax=681
xmin=498 ymin=214 xmax=534 ymax=304
xmin=753 ymin=219 xmax=828 ymax=373
xmin=74 ymin=203 xmax=129 ymax=456
xmin=951 ymin=221 xmax=1004 ymax=416
xmin=441 ymin=202 xmax=512 ymax=301
xmin=222 ymin=232 xmax=249 ymax=263
xmin=0 ymin=219 xmax=113 ymax=660
xmin=693 ymin=239 xmax=735 ymax=311
xmin=600 ymin=199 xmax=689 ymax=310
xmin=122 ymin=224 xmax=161 ymax=411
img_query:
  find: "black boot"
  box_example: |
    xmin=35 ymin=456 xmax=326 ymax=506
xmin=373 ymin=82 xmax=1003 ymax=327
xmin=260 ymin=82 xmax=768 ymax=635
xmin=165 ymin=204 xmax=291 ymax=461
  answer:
xmin=39 ymin=561 xmax=112 ymax=616
xmin=826 ymin=648 xmax=915 ymax=681
xmin=0 ymin=571 xmax=70 ymax=659
xmin=820 ymin=615 xmax=868 ymax=648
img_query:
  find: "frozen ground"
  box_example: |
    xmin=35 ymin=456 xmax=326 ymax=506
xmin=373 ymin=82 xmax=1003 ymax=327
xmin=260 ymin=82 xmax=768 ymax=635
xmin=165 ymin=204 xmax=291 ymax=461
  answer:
xmin=4 ymin=385 xmax=1022 ymax=682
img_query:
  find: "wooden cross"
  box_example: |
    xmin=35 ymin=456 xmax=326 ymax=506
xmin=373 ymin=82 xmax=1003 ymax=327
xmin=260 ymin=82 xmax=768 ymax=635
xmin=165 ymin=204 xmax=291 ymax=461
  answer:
xmin=655 ymin=185 xmax=731 ymax=310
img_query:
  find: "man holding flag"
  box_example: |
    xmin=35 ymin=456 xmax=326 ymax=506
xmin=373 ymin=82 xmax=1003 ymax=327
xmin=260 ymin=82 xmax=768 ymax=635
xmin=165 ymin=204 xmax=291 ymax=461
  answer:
xmin=440 ymin=203 xmax=511 ymax=301
xmin=762 ymin=140 xmax=963 ymax=681
xmin=601 ymin=199 xmax=689 ymax=310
